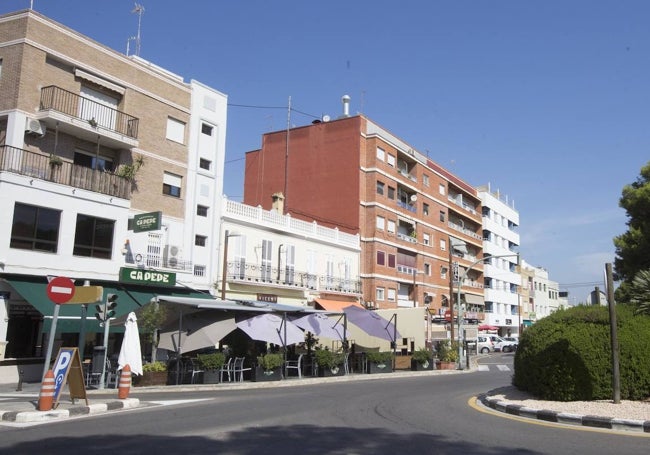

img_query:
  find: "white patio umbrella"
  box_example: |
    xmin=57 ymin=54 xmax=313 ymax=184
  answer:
xmin=118 ymin=311 xmax=143 ymax=376
xmin=158 ymin=312 xmax=237 ymax=354
xmin=236 ymin=313 xmax=304 ymax=347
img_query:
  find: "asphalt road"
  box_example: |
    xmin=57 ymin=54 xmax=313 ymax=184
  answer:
xmin=0 ymin=354 xmax=647 ymax=454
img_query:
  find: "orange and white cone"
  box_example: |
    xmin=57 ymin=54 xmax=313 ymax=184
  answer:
xmin=118 ymin=364 xmax=131 ymax=399
xmin=38 ymin=369 xmax=55 ymax=411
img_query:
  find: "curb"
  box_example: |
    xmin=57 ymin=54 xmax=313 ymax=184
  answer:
xmin=0 ymin=398 xmax=139 ymax=423
xmin=479 ymin=394 xmax=650 ymax=433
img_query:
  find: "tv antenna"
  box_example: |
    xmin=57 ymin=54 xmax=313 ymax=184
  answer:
xmin=127 ymin=3 xmax=145 ymax=56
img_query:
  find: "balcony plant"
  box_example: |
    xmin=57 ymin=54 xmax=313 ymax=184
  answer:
xmin=314 ymin=348 xmax=345 ymax=377
xmin=365 ymin=351 xmax=393 ymax=374
xmin=134 ymin=361 xmax=168 ymax=387
xmin=437 ymin=341 xmax=459 ymax=370
xmin=411 ymin=347 xmax=434 ymax=371
xmin=197 ymin=352 xmax=226 ymax=384
xmin=252 ymin=353 xmax=283 ymax=382
xmin=49 ymin=154 xmax=63 ymax=166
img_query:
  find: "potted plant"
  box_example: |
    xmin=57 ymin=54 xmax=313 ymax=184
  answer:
xmin=437 ymin=341 xmax=459 ymax=370
xmin=197 ymin=352 xmax=226 ymax=384
xmin=134 ymin=361 xmax=168 ymax=387
xmin=49 ymin=154 xmax=63 ymax=167
xmin=365 ymin=351 xmax=393 ymax=374
xmin=411 ymin=347 xmax=434 ymax=371
xmin=252 ymin=353 xmax=283 ymax=382
xmin=314 ymin=348 xmax=345 ymax=377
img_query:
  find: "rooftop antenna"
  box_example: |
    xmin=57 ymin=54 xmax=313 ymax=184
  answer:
xmin=130 ymin=3 xmax=145 ymax=56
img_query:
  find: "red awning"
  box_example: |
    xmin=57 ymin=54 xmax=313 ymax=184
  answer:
xmin=478 ymin=324 xmax=499 ymax=331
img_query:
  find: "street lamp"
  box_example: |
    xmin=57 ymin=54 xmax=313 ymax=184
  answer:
xmin=221 ymin=230 xmax=241 ymax=301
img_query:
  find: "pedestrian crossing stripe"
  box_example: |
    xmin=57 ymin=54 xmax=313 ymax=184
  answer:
xmin=478 ymin=364 xmax=510 ymax=372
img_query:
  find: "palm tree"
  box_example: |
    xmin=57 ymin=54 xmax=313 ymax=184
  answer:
xmin=630 ymin=269 xmax=650 ymax=315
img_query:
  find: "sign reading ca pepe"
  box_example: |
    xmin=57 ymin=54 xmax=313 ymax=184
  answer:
xmin=119 ymin=267 xmax=176 ymax=287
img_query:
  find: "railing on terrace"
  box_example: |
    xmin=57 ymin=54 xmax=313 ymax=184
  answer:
xmin=448 ymin=221 xmax=483 ymax=240
xmin=397 ymin=232 xmax=417 ymax=244
xmin=396 ymin=200 xmax=417 ymax=213
xmin=223 ymin=198 xmax=360 ymax=249
xmin=40 ymin=85 xmax=139 ymax=139
xmin=0 ymin=145 xmax=131 ymax=199
xmin=225 ymin=261 xmax=361 ymax=293
xmin=448 ymin=195 xmax=477 ymax=215
xmin=397 ymin=264 xmax=416 ymax=276
xmin=145 ymin=254 xmax=194 ymax=273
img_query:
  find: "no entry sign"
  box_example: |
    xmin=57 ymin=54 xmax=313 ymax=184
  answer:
xmin=46 ymin=276 xmax=75 ymax=304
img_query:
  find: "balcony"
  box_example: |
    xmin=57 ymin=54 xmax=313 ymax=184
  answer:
xmin=38 ymin=86 xmax=139 ymax=148
xmin=396 ymin=200 xmax=417 ymax=214
xmin=0 ymin=145 xmax=131 ymax=199
xmin=225 ymin=261 xmax=361 ymax=294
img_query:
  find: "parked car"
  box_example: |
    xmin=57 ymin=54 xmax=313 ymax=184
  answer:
xmin=502 ymin=336 xmax=519 ymax=349
xmin=488 ymin=335 xmax=517 ymax=353
xmin=477 ymin=335 xmax=494 ymax=354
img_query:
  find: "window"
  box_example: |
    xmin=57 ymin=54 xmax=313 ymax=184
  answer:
xmin=387 ymin=219 xmax=396 ymax=233
xmin=73 ymin=214 xmax=115 ymax=259
xmin=195 ymin=235 xmax=207 ymax=246
xmin=261 ymin=239 xmax=273 ymax=281
xmin=376 ymin=147 xmax=385 ymax=161
xmin=199 ymin=158 xmax=211 ymax=170
xmin=166 ymin=117 xmax=186 ymax=143
xmin=440 ymin=239 xmax=446 ymax=251
xmin=163 ymin=172 xmax=182 ymax=198
xmin=0 ymin=58 xmax=2 ymax=80
xmin=387 ymin=186 xmax=395 ymax=199
xmin=387 ymin=288 xmax=396 ymax=302
xmin=440 ymin=266 xmax=448 ymax=279
xmin=377 ymin=251 xmax=386 ymax=266
xmin=376 ymin=181 xmax=385 ymax=196
xmin=388 ymin=254 xmax=396 ymax=268
xmin=376 ymin=287 xmax=385 ymax=301
xmin=423 ymin=174 xmax=430 ymax=186
xmin=424 ymin=263 xmax=431 ymax=276
xmin=439 ymin=210 xmax=446 ymax=222
xmin=197 ymin=205 xmax=208 ymax=217
xmin=387 ymin=154 xmax=396 ymax=167
xmin=439 ymin=183 xmax=446 ymax=195
xmin=423 ymin=233 xmax=430 ymax=246
xmin=201 ymin=123 xmax=213 ymax=136
xmin=10 ymin=203 xmax=61 ymax=252
xmin=194 ymin=265 xmax=206 ymax=277
xmin=376 ymin=216 xmax=385 ymax=230
xmin=74 ymin=150 xmax=114 ymax=172
xmin=423 ymin=203 xmax=429 ymax=216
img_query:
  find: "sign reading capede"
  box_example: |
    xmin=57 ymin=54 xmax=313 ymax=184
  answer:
xmin=119 ymin=267 xmax=176 ymax=287
xmin=132 ymin=211 xmax=161 ymax=233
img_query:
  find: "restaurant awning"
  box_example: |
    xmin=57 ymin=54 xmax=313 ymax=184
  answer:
xmin=152 ymin=295 xmax=335 ymax=314
xmin=464 ymin=294 xmax=485 ymax=306
xmin=314 ymin=298 xmax=362 ymax=312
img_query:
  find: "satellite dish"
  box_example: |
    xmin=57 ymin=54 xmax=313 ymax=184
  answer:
xmin=410 ymin=194 xmax=417 ymax=202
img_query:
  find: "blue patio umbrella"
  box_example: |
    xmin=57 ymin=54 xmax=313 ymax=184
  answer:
xmin=343 ymin=305 xmax=400 ymax=342
xmin=291 ymin=313 xmax=348 ymax=340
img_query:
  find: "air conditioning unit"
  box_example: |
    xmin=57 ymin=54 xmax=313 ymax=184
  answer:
xmin=163 ymin=245 xmax=182 ymax=268
xmin=25 ymin=118 xmax=46 ymax=137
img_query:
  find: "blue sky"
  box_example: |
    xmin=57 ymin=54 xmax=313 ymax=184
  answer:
xmin=5 ymin=1 xmax=649 ymax=301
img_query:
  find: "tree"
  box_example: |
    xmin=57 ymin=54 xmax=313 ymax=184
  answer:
xmin=138 ymin=303 xmax=167 ymax=361
xmin=630 ymin=269 xmax=650 ymax=316
xmin=613 ymin=161 xmax=650 ymax=302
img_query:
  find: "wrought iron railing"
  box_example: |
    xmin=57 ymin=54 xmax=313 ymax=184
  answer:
xmin=0 ymin=145 xmax=131 ymax=199
xmin=40 ymin=85 xmax=139 ymax=139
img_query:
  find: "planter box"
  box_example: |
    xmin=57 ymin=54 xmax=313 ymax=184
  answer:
xmin=411 ymin=359 xmax=434 ymax=371
xmin=367 ymin=362 xmax=393 ymax=374
xmin=202 ymin=370 xmax=221 ymax=384
xmin=437 ymin=361 xmax=456 ymax=370
xmin=132 ymin=371 xmax=168 ymax=387
xmin=251 ymin=366 xmax=282 ymax=382
xmin=317 ymin=365 xmax=345 ymax=377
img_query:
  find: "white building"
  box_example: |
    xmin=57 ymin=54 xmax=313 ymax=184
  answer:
xmin=477 ymin=184 xmax=521 ymax=336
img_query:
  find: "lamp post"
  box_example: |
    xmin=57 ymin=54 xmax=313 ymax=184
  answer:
xmin=456 ymin=252 xmax=519 ymax=369
xmin=221 ymin=230 xmax=241 ymax=301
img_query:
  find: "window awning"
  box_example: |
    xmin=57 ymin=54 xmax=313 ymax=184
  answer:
xmin=314 ymin=299 xmax=362 ymax=313
xmin=75 ymin=68 xmax=125 ymax=95
xmin=464 ymin=294 xmax=485 ymax=306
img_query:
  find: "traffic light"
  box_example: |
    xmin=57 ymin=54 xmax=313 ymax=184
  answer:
xmin=95 ymin=294 xmax=118 ymax=323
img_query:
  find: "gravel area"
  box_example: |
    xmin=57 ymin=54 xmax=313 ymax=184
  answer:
xmin=487 ymin=386 xmax=650 ymax=421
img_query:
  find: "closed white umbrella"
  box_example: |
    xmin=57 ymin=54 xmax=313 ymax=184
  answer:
xmin=118 ymin=311 xmax=143 ymax=376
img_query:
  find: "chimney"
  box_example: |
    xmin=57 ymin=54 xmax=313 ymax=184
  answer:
xmin=271 ymin=192 xmax=285 ymax=214
xmin=341 ymin=95 xmax=350 ymax=118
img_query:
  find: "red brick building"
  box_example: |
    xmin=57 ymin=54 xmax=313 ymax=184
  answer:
xmin=244 ymin=107 xmax=483 ymax=317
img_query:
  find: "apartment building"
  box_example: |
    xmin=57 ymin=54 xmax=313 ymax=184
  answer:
xmin=219 ymin=195 xmax=361 ymax=313
xmin=477 ymin=184 xmax=522 ymax=336
xmin=519 ymin=260 xmax=562 ymax=323
xmin=0 ymin=10 xmax=227 ymax=359
xmin=243 ymin=97 xmax=483 ymax=321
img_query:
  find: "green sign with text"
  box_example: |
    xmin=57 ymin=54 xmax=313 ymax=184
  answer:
xmin=132 ymin=211 xmax=162 ymax=233
xmin=119 ymin=267 xmax=176 ymax=287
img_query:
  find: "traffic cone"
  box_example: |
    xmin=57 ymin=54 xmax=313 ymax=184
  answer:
xmin=38 ymin=369 xmax=55 ymax=411
xmin=118 ymin=364 xmax=131 ymax=399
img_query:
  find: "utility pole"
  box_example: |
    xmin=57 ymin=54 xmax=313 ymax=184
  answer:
xmin=606 ymin=263 xmax=620 ymax=404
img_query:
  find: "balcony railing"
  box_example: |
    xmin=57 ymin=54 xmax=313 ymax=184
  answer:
xmin=396 ymin=200 xmax=417 ymax=213
xmin=225 ymin=261 xmax=361 ymax=294
xmin=40 ymin=85 xmax=139 ymax=139
xmin=0 ymin=145 xmax=131 ymax=199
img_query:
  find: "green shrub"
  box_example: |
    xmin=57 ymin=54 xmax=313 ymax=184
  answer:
xmin=411 ymin=347 xmax=433 ymax=364
xmin=196 ymin=352 xmax=225 ymax=371
xmin=365 ymin=351 xmax=393 ymax=365
xmin=257 ymin=353 xmax=284 ymax=371
xmin=142 ymin=361 xmax=167 ymax=373
xmin=513 ymin=304 xmax=650 ymax=401
xmin=437 ymin=340 xmax=459 ymax=362
xmin=314 ymin=349 xmax=344 ymax=368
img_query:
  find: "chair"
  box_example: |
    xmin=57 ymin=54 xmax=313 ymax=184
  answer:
xmin=284 ymin=354 xmax=303 ymax=379
xmin=220 ymin=357 xmax=233 ymax=382
xmin=231 ymin=357 xmax=251 ymax=382
xmin=343 ymin=352 xmax=350 ymax=375
xmin=187 ymin=358 xmax=204 ymax=384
